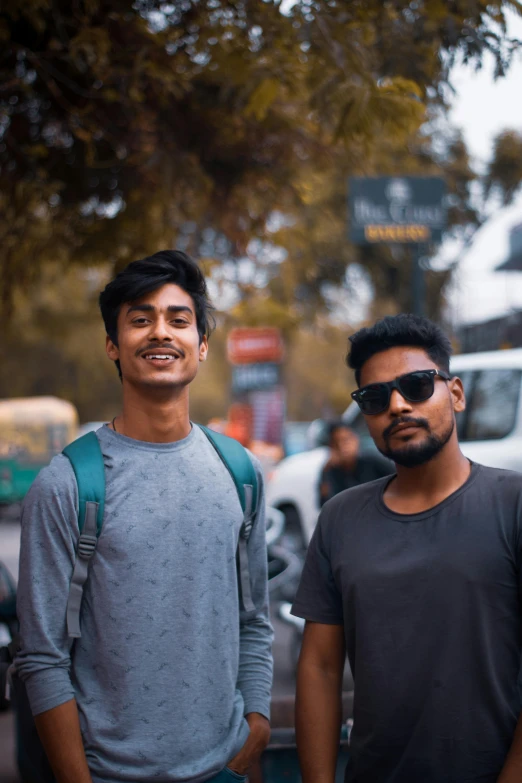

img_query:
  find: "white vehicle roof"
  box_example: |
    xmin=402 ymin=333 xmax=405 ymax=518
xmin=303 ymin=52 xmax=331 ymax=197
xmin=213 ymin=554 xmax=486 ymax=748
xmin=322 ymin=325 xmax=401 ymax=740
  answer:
xmin=450 ymin=348 xmax=522 ymax=371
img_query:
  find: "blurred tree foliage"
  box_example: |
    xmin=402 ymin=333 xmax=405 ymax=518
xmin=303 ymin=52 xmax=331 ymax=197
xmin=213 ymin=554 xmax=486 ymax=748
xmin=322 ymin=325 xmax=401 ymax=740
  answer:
xmin=284 ymin=324 xmax=355 ymax=419
xmin=484 ymin=130 xmax=522 ymax=204
xmin=1 ymin=0 xmax=522 ymax=420
xmin=1 ymin=0 xmax=521 ymax=317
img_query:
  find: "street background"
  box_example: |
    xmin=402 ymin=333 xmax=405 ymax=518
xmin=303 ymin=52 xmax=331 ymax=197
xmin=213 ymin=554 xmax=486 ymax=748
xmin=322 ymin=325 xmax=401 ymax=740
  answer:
xmin=2 ymin=1 xmax=522 ymax=780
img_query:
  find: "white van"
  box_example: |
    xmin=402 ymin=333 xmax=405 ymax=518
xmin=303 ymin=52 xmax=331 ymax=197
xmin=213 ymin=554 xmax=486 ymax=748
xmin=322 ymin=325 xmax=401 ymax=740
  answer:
xmin=267 ymin=348 xmax=522 ymax=549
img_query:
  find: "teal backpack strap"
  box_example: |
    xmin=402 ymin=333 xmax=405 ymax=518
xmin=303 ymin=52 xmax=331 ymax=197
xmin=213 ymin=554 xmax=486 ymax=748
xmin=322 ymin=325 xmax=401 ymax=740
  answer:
xmin=62 ymin=432 xmax=105 ymax=638
xmin=198 ymin=425 xmax=258 ymax=613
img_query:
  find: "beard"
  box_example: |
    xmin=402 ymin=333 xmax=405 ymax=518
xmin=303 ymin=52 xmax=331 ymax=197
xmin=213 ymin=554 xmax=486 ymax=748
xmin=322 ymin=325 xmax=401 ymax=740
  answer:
xmin=378 ymin=417 xmax=455 ymax=468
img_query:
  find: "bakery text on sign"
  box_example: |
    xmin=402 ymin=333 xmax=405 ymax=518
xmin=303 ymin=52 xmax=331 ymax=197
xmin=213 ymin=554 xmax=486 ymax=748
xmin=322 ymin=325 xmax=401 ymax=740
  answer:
xmin=365 ymin=225 xmax=431 ymax=242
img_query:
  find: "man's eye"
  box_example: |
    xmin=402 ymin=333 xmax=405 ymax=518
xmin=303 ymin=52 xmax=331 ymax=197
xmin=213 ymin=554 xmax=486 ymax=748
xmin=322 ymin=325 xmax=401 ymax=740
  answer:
xmin=172 ymin=318 xmax=188 ymax=325
xmin=132 ymin=318 xmax=149 ymax=324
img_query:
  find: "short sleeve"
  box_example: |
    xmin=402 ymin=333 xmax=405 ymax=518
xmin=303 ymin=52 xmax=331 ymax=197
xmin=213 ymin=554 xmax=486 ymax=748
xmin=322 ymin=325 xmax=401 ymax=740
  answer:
xmin=291 ymin=505 xmax=343 ymax=625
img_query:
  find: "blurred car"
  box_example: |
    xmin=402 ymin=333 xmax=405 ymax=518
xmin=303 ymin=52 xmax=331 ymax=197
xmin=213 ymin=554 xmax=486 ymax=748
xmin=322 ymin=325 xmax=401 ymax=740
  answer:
xmin=267 ymin=347 xmax=522 ymax=549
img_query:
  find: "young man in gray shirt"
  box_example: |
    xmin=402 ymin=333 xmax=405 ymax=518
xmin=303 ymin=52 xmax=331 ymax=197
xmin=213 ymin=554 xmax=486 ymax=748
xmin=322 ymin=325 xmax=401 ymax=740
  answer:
xmin=15 ymin=250 xmax=273 ymax=783
xmin=293 ymin=314 xmax=522 ymax=783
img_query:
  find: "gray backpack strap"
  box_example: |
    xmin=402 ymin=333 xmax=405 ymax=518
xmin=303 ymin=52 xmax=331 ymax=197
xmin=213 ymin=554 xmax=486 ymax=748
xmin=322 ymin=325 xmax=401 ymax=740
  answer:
xmin=66 ymin=501 xmax=99 ymax=638
xmin=237 ymin=485 xmax=255 ymax=613
xmin=198 ymin=425 xmax=258 ymax=613
xmin=62 ymin=432 xmax=105 ymax=639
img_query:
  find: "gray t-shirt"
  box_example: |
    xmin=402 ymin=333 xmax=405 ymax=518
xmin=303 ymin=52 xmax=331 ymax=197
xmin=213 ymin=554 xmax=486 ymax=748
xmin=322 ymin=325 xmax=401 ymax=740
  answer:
xmin=16 ymin=424 xmax=273 ymax=783
xmin=292 ymin=462 xmax=522 ymax=783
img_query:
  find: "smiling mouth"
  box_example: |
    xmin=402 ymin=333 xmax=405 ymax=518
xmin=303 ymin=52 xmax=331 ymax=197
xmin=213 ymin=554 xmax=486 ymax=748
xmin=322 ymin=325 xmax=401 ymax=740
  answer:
xmin=141 ymin=353 xmax=180 ymax=364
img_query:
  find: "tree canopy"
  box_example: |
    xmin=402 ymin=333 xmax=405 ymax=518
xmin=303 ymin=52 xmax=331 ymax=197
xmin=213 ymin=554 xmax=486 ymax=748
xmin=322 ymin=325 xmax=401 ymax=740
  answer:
xmin=2 ymin=1 xmax=522 ymax=421
xmin=2 ymin=0 xmax=522 ymax=319
xmin=485 ymin=129 xmax=522 ymax=204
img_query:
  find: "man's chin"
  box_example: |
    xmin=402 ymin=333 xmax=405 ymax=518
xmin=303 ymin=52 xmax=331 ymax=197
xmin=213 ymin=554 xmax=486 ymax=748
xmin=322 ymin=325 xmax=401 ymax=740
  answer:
xmin=379 ymin=420 xmax=455 ymax=468
xmin=378 ymin=438 xmax=443 ymax=468
xmin=124 ymin=372 xmax=195 ymax=390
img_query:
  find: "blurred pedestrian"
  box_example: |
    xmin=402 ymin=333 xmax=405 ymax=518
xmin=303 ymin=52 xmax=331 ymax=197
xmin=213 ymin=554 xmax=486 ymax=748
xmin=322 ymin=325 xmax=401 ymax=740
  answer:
xmin=318 ymin=422 xmax=391 ymax=505
xmin=15 ymin=250 xmax=273 ymax=783
xmin=293 ymin=314 xmax=522 ymax=783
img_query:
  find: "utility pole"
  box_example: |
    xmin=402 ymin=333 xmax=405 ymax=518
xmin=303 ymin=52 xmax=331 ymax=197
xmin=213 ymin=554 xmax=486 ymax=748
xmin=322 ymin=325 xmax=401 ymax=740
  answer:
xmin=411 ymin=244 xmax=425 ymax=316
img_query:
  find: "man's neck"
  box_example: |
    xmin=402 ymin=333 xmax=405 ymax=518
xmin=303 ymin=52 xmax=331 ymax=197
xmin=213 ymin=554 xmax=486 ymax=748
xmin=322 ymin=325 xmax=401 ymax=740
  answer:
xmin=384 ymin=438 xmax=471 ymax=514
xmin=114 ymin=384 xmax=192 ymax=443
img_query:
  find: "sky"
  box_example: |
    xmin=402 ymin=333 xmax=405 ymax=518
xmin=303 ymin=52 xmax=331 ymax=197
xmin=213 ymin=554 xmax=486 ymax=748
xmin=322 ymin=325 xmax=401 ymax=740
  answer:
xmin=437 ymin=10 xmax=522 ymax=326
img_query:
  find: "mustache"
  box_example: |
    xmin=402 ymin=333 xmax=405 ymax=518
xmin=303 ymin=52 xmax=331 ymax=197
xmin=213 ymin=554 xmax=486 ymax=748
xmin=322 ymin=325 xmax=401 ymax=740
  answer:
xmin=136 ymin=343 xmax=185 ymax=358
xmin=383 ymin=416 xmax=430 ymax=440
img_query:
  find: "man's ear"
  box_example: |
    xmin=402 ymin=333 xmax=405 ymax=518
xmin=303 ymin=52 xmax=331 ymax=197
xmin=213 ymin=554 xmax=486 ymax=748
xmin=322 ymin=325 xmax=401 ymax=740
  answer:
xmin=199 ymin=335 xmax=208 ymax=363
xmin=106 ymin=334 xmax=120 ymax=362
xmin=450 ymin=376 xmax=466 ymax=414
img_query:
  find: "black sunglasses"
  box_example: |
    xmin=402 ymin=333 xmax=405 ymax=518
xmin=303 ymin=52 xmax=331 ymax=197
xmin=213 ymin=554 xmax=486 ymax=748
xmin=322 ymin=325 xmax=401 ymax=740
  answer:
xmin=351 ymin=369 xmax=451 ymax=415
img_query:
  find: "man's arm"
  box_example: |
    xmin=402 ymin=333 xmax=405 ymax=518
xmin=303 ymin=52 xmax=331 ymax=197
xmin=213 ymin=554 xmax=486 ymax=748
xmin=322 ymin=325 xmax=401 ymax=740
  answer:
xmin=501 ymin=486 xmax=522 ymax=781
xmin=290 ymin=499 xmax=345 ymax=783
xmin=228 ymin=459 xmax=273 ymax=774
xmin=226 ymin=712 xmax=271 ymax=776
xmin=15 ymin=457 xmax=92 ymax=781
xmin=296 ymin=621 xmax=345 ymax=783
xmin=498 ymin=712 xmax=522 ymax=782
xmin=34 ymin=700 xmax=92 ymax=783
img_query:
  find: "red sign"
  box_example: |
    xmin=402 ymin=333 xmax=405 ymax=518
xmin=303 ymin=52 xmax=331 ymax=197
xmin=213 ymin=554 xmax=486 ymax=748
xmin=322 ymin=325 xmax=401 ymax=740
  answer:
xmin=227 ymin=328 xmax=284 ymax=366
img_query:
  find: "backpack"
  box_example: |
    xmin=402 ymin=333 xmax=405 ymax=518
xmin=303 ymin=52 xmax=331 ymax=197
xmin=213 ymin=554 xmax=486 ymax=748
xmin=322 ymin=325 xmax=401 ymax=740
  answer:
xmin=64 ymin=424 xmax=258 ymax=636
xmin=7 ymin=424 xmax=258 ymax=783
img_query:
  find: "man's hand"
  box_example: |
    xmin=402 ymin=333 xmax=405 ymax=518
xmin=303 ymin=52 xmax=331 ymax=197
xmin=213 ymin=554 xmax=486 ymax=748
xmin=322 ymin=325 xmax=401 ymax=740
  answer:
xmin=226 ymin=712 xmax=271 ymax=775
xmin=34 ymin=700 xmax=93 ymax=783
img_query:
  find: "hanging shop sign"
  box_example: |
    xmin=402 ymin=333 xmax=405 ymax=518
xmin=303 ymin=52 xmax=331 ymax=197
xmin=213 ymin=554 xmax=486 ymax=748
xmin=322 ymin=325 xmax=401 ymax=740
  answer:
xmin=349 ymin=176 xmax=446 ymax=244
xmin=227 ymin=327 xmax=284 ymax=366
xmin=232 ymin=363 xmax=281 ymax=394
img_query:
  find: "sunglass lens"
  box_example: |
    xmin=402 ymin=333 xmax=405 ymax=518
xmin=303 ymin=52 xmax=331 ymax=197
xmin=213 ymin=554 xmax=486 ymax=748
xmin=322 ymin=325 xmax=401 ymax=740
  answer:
xmin=399 ymin=372 xmax=434 ymax=402
xmin=358 ymin=384 xmax=388 ymax=414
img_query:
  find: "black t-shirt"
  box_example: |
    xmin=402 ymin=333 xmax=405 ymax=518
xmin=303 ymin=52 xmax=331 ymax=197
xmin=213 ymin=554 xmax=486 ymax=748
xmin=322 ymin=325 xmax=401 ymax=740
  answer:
xmin=292 ymin=463 xmax=522 ymax=783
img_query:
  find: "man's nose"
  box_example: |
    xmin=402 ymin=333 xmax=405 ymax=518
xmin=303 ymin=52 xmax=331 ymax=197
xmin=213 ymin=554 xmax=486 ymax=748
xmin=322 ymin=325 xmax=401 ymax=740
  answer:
xmin=149 ymin=317 xmax=173 ymax=342
xmin=388 ymin=388 xmax=414 ymax=416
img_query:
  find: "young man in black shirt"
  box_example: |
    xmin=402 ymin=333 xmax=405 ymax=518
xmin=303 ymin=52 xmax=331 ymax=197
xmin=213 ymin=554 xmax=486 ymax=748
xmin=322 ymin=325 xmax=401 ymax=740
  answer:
xmin=292 ymin=314 xmax=522 ymax=783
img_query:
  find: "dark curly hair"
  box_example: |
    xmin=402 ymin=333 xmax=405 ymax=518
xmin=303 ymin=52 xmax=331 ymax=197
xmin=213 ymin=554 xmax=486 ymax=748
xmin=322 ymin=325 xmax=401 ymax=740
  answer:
xmin=99 ymin=250 xmax=215 ymax=378
xmin=347 ymin=314 xmax=452 ymax=386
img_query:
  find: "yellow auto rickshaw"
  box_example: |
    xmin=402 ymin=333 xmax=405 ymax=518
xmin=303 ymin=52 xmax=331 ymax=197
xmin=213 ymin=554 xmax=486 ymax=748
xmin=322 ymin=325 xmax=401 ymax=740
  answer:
xmin=0 ymin=397 xmax=78 ymax=505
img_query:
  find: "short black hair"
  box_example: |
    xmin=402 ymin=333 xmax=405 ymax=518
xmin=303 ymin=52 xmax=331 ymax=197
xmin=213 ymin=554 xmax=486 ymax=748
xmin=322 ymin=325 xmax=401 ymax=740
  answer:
xmin=347 ymin=314 xmax=452 ymax=386
xmin=99 ymin=250 xmax=215 ymax=378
